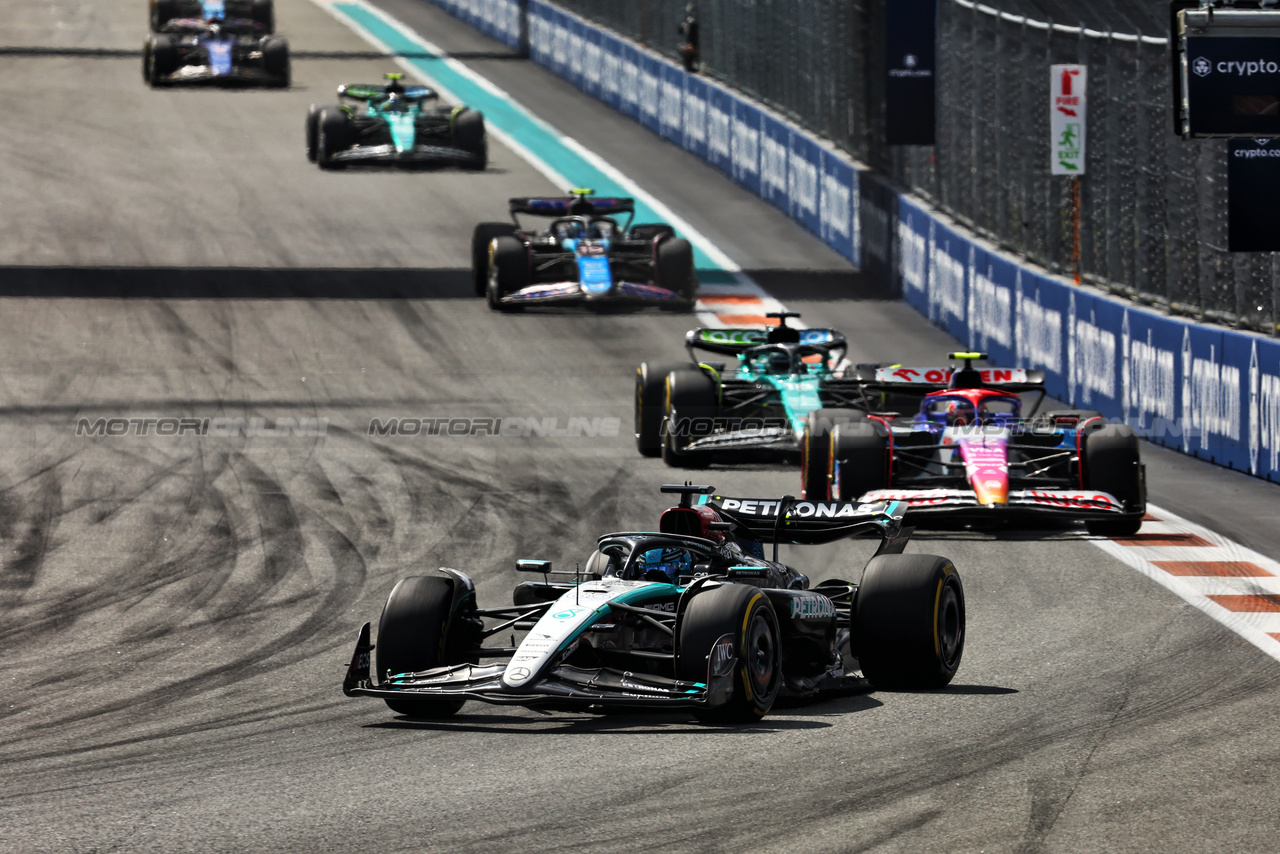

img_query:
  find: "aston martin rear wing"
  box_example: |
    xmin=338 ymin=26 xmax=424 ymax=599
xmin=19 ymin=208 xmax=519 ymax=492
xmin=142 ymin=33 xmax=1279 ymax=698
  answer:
xmin=685 ymin=327 xmax=848 ymax=358
xmin=338 ymin=84 xmax=438 ymax=101
xmin=697 ymin=493 xmax=912 ymax=555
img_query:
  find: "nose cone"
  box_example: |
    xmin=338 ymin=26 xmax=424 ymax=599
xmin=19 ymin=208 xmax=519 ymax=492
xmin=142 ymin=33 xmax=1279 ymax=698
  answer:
xmin=957 ymin=434 xmax=1009 ymax=506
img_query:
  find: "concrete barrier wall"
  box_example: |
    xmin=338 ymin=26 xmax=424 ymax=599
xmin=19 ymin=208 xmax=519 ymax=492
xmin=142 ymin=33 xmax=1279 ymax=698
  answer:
xmin=422 ymin=0 xmax=1280 ymax=484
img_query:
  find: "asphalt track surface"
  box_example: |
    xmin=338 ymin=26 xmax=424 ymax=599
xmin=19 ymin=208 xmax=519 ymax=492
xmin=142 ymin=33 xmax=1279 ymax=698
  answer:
xmin=2 ymin=1 xmax=1279 ymax=852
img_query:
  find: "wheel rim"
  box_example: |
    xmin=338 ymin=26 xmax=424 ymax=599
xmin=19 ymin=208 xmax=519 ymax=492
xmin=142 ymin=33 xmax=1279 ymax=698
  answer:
xmin=744 ymin=610 xmax=777 ymax=697
xmin=936 ymin=580 xmax=963 ymax=671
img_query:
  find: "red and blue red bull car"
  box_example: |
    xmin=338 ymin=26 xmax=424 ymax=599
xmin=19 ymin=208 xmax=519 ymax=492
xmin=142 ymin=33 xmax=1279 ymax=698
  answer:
xmin=471 ymin=190 xmax=697 ymax=311
xmin=820 ymin=353 xmax=1146 ymax=536
xmin=342 ymin=484 xmax=965 ymax=724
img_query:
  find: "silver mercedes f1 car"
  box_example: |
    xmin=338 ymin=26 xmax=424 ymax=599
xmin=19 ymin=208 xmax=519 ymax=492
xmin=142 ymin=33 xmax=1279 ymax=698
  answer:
xmin=343 ymin=484 xmax=965 ymax=724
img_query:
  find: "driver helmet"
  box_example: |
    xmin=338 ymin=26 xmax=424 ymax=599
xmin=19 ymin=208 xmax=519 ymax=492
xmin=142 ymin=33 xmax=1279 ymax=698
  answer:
xmin=557 ymin=220 xmax=586 ymax=240
xmin=636 ymin=547 xmax=690 ymax=583
xmin=945 ymin=400 xmax=974 ymax=426
xmin=764 ymin=351 xmax=792 ymax=374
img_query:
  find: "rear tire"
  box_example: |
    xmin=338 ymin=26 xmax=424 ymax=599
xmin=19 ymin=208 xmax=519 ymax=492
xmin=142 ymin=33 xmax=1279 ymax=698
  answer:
xmin=144 ymin=34 xmax=176 ymax=86
xmin=376 ymin=576 xmax=466 ymax=718
xmin=831 ymin=418 xmax=890 ymax=501
xmin=316 ymin=107 xmax=352 ymax=170
xmin=655 ymin=237 xmax=696 ymax=309
xmin=1082 ymin=424 xmax=1145 ymax=537
xmin=471 ymin=223 xmax=517 ymax=296
xmin=150 ymin=0 xmax=178 ymax=31
xmin=250 ymin=0 xmax=275 ymax=32
xmin=855 ymin=554 xmax=964 ymax=690
xmin=630 ymin=223 xmax=676 ymax=242
xmin=800 ymin=408 xmax=868 ymax=500
xmin=662 ymin=367 xmax=718 ymax=467
xmin=676 ymin=584 xmax=781 ymax=723
xmin=488 ymin=235 xmax=528 ymax=311
xmin=451 ymin=108 xmax=487 ymax=170
xmin=262 ymin=36 xmax=289 ymax=87
xmin=305 ymin=104 xmax=322 ymax=162
xmin=635 ymin=361 xmax=686 ymax=457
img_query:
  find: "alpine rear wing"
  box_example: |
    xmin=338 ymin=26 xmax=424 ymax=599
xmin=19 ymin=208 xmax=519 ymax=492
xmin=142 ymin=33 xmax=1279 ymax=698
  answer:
xmin=508 ymin=196 xmax=636 ymax=218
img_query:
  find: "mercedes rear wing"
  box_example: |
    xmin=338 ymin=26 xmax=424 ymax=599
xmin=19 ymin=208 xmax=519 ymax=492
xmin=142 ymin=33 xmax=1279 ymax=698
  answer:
xmin=695 ymin=492 xmax=912 ymax=560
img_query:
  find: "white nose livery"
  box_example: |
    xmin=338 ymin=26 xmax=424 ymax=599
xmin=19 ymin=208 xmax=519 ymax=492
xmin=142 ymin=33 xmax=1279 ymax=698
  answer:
xmin=502 ymin=579 xmax=661 ymax=688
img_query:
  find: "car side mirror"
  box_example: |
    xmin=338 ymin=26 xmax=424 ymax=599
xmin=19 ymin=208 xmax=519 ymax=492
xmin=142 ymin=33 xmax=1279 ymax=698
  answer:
xmin=516 ymin=559 xmax=552 ymax=574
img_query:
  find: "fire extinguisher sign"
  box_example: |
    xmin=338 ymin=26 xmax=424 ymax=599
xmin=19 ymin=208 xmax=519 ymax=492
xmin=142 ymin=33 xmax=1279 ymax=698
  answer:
xmin=1051 ymin=64 xmax=1087 ymax=175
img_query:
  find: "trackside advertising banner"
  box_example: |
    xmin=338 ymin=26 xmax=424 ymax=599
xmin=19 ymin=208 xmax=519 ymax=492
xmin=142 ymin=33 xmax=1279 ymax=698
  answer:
xmin=415 ymin=0 xmax=1280 ymax=484
xmin=423 ymin=0 xmax=521 ymax=49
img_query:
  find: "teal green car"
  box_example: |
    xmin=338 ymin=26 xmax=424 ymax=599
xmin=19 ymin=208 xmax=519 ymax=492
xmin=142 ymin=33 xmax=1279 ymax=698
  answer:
xmin=306 ymin=73 xmax=486 ymax=170
xmin=634 ymin=313 xmax=874 ymax=499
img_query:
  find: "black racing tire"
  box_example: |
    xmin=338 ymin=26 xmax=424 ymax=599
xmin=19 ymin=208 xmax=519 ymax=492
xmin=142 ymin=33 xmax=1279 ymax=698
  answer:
xmin=144 ymin=34 xmax=176 ymax=86
xmin=630 ymin=223 xmax=676 ymax=242
xmin=800 ymin=408 xmax=869 ymax=500
xmin=305 ymin=104 xmax=322 ymax=163
xmin=250 ymin=0 xmax=275 ymax=32
xmin=661 ymin=367 xmax=718 ymax=467
xmin=487 ymin=235 xmax=528 ymax=311
xmin=316 ymin=107 xmax=352 ymax=170
xmin=830 ymin=418 xmax=890 ymax=501
xmin=635 ymin=361 xmax=686 ymax=457
xmin=471 ymin=223 xmax=517 ymax=296
xmin=676 ymin=583 xmax=781 ymax=724
xmin=1081 ymin=424 xmax=1145 ymax=537
xmin=451 ymin=108 xmax=487 ymax=170
xmin=1035 ymin=409 xmax=1105 ymax=432
xmin=855 ymin=554 xmax=964 ymax=690
xmin=150 ymin=0 xmax=179 ymax=31
xmin=376 ymin=576 xmax=466 ymax=718
xmin=655 ymin=237 xmax=696 ymax=309
xmin=262 ymin=36 xmax=289 ymax=87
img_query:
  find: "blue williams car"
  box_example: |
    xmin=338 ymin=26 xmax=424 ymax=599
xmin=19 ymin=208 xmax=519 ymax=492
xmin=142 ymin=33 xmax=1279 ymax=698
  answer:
xmin=144 ymin=16 xmax=288 ymax=87
xmin=150 ymin=0 xmax=275 ymax=32
xmin=472 ymin=189 xmax=697 ymax=312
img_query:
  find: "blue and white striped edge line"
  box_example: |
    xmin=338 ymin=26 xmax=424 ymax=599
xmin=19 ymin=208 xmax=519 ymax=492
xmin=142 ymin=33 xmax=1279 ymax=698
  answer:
xmin=308 ymin=0 xmax=784 ymax=329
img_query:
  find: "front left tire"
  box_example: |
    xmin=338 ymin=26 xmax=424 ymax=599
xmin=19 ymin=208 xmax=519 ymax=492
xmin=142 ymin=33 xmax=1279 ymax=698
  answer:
xmin=143 ymin=34 xmax=176 ymax=87
xmin=376 ymin=576 xmax=468 ymax=718
xmin=471 ymin=223 xmax=518 ymax=296
xmin=677 ymin=583 xmax=781 ymax=723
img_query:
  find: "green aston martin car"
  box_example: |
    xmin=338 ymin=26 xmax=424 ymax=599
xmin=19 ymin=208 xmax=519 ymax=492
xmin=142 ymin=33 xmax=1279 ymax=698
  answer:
xmin=306 ymin=73 xmax=486 ymax=170
xmin=634 ymin=313 xmax=876 ymax=499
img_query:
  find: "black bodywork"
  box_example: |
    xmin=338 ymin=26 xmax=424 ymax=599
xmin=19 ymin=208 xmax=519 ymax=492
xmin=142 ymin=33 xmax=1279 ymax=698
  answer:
xmin=143 ymin=18 xmax=289 ymax=88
